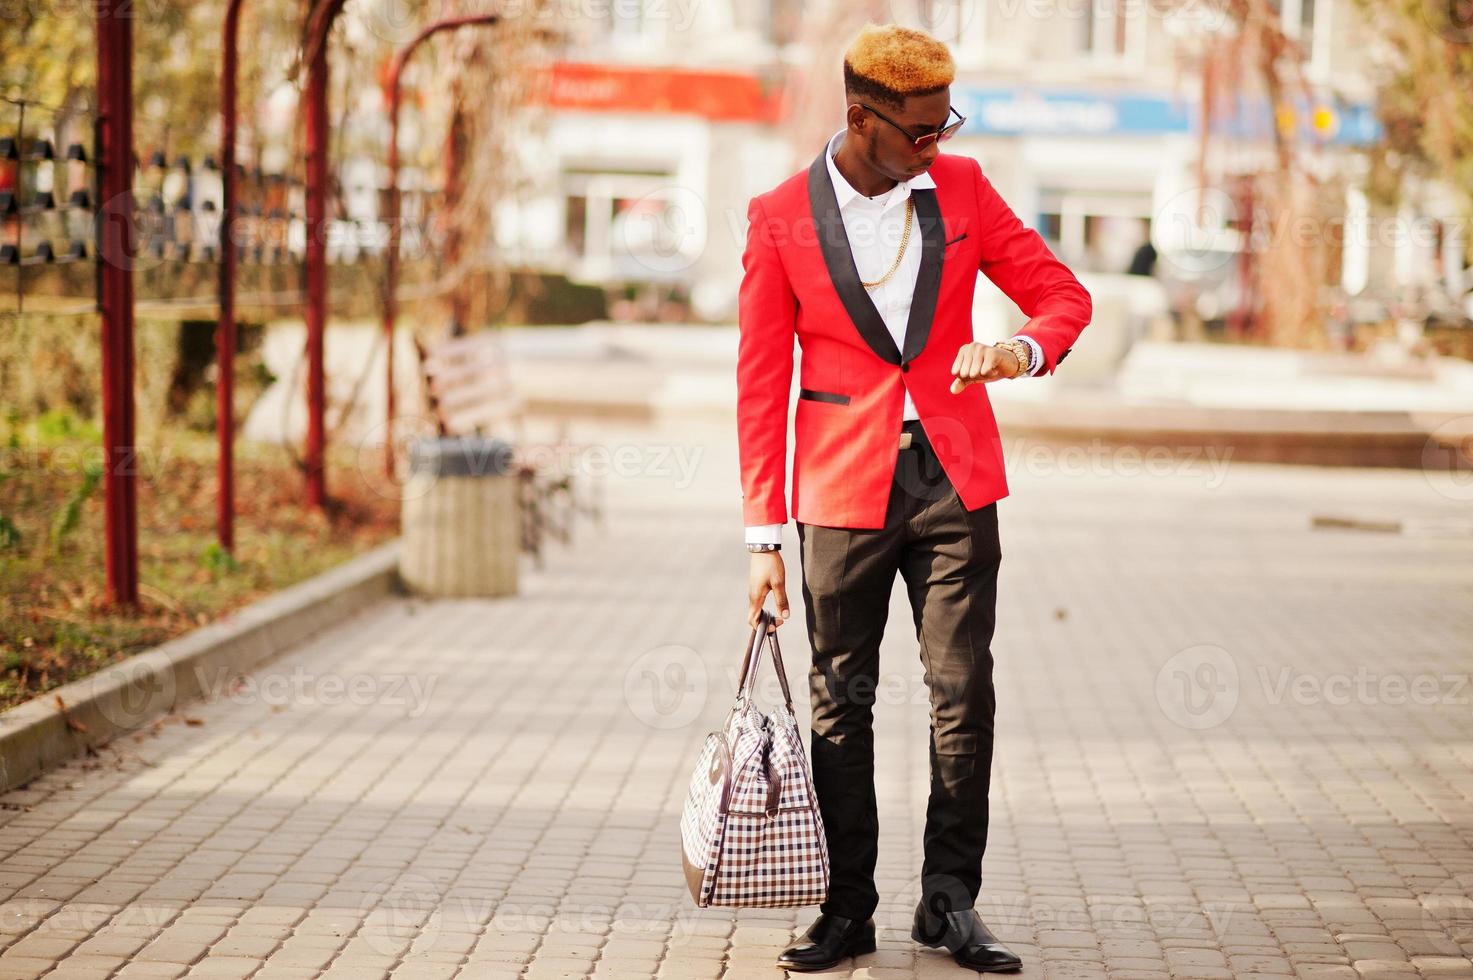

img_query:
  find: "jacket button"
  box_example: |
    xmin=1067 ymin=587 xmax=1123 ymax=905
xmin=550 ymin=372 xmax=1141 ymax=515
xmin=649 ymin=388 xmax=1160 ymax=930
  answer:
xmin=901 ymin=362 xmax=910 ymax=373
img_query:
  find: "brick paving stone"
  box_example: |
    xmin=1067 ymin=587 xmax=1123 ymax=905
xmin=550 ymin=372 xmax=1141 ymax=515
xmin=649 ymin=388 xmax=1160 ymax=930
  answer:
xmin=0 ymin=418 xmax=1469 ymax=979
xmin=184 ymin=956 xmax=268 ymax=978
xmin=113 ymin=964 xmax=190 ymax=979
xmin=1107 ymin=956 xmax=1172 ymax=972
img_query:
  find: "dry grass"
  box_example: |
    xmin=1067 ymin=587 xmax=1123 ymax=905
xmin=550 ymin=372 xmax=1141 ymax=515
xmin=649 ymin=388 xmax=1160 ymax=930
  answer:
xmin=0 ymin=412 xmax=399 ymax=711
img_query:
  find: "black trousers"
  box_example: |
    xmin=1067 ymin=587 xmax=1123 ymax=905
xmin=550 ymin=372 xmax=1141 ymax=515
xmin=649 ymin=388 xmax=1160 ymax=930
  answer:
xmin=796 ymin=418 xmax=1001 ymax=922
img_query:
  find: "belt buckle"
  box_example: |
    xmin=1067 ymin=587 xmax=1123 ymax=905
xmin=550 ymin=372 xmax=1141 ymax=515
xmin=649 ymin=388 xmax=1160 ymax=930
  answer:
xmin=898 ymin=431 xmax=913 ymax=450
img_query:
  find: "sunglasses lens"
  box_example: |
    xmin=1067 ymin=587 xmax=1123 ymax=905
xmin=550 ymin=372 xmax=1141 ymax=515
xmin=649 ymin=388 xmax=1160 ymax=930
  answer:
xmin=914 ymin=119 xmax=964 ymax=152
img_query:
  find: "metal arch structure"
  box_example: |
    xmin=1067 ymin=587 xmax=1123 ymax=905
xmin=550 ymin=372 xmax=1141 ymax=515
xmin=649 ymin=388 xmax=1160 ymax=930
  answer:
xmin=97 ymin=0 xmax=139 ymax=607
xmin=217 ymin=0 xmax=346 ymax=534
xmin=93 ymin=0 xmax=348 ymax=602
xmin=217 ymin=0 xmax=244 ymax=552
xmin=380 ymin=14 xmax=502 ymax=480
xmin=301 ymin=0 xmax=347 ymax=510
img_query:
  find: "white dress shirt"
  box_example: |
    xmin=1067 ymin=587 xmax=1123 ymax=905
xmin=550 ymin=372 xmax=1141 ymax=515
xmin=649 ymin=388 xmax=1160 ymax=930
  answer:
xmin=745 ymin=129 xmax=1044 ymax=547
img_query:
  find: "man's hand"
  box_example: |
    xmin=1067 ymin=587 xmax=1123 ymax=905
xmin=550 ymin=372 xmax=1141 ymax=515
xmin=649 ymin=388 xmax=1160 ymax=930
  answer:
xmin=950 ymin=342 xmax=1020 ymax=394
xmin=748 ymin=552 xmax=791 ymax=630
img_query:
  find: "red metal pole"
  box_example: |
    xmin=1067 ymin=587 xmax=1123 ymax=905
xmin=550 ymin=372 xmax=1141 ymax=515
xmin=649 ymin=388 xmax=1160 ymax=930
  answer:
xmin=381 ymin=14 xmax=500 ymax=480
xmin=303 ymin=23 xmax=330 ymax=509
xmin=445 ymin=107 xmax=468 ymax=330
xmin=96 ymin=0 xmax=139 ymax=607
xmin=383 ymin=78 xmax=401 ymax=482
xmin=217 ymin=0 xmax=243 ymax=551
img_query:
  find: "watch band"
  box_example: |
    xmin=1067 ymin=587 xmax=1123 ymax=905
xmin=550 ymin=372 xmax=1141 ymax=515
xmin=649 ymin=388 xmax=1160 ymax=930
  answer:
xmin=996 ymin=339 xmax=1033 ymax=378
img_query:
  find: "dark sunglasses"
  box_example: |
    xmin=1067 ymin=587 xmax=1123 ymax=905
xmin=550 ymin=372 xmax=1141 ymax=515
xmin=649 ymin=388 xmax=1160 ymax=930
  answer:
xmin=855 ymin=102 xmax=966 ymax=153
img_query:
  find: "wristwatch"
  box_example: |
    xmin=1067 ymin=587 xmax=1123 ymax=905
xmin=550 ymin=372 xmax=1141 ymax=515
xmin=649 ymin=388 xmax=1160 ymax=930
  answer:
xmin=747 ymin=543 xmax=781 ymax=553
xmin=994 ymin=339 xmax=1034 ymax=378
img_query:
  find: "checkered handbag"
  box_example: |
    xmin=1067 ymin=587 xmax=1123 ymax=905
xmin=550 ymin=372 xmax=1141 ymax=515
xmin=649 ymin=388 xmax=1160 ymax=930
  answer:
xmin=679 ymin=608 xmax=830 ymax=908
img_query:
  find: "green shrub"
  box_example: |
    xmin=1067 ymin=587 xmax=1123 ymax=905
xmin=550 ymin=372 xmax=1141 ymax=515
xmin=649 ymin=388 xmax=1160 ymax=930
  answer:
xmin=50 ymin=461 xmax=103 ymax=555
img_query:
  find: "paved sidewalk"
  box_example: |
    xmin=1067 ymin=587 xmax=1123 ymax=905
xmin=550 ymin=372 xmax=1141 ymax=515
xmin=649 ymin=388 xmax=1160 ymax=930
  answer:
xmin=1 ymin=418 xmax=1470 ymax=980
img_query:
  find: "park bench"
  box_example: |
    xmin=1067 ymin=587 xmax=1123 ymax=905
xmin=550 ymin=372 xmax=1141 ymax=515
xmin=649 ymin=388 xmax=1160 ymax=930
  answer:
xmin=412 ymin=327 xmax=603 ymax=565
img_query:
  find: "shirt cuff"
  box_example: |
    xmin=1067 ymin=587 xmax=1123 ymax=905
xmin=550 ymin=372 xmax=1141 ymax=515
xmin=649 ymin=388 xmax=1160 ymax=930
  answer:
xmin=1012 ymin=334 xmax=1046 ymax=377
xmin=745 ymin=523 xmax=784 ymax=546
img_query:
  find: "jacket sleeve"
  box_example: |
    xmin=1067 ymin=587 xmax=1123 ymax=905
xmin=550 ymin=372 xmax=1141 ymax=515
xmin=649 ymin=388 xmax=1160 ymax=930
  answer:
xmin=970 ymin=156 xmax=1092 ymax=375
xmin=736 ymin=195 xmax=796 ymax=528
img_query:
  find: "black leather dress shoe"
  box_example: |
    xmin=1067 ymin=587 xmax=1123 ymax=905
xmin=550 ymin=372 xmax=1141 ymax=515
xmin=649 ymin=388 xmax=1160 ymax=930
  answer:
xmin=911 ymin=902 xmax=1022 ymax=972
xmin=775 ymin=912 xmax=877 ymax=971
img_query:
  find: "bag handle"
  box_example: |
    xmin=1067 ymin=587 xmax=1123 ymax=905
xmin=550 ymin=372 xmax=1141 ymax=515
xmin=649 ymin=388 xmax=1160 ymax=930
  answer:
xmin=732 ymin=608 xmax=795 ymax=715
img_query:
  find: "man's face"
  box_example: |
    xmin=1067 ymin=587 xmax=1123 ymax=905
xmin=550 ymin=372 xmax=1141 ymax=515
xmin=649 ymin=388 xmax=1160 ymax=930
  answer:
xmin=850 ymin=88 xmax=953 ymax=183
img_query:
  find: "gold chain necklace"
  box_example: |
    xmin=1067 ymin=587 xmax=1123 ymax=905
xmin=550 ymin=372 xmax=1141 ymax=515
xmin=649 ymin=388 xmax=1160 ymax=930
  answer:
xmin=860 ymin=195 xmax=914 ymax=290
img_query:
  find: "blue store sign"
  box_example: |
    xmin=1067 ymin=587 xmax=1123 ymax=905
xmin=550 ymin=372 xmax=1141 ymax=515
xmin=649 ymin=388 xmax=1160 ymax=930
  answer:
xmin=953 ymin=86 xmax=1380 ymax=145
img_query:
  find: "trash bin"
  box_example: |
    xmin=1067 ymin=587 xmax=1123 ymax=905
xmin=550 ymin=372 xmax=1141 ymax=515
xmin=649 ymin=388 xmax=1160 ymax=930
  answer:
xmin=399 ymin=434 xmax=519 ymax=597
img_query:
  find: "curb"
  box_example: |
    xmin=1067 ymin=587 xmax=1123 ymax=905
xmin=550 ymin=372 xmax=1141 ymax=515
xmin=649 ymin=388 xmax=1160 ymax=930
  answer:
xmin=0 ymin=539 xmax=403 ymax=794
xmin=518 ymin=380 xmax=1468 ymax=470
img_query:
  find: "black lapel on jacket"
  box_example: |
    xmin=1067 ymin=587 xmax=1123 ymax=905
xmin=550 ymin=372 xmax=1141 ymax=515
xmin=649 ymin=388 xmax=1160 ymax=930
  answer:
xmin=901 ymin=186 xmax=944 ymax=366
xmin=806 ymin=148 xmax=947 ymax=368
xmin=807 ymin=148 xmax=902 ymax=366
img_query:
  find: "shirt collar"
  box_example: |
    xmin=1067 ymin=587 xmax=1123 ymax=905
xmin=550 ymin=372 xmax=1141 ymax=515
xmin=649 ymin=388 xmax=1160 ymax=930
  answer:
xmin=825 ymin=127 xmax=936 ymax=210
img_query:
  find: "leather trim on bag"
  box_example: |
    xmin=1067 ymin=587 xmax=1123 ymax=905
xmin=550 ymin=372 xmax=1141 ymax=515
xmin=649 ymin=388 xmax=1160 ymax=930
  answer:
xmin=681 ymin=841 xmax=706 ymax=901
xmin=713 ymin=731 xmax=734 ymax=813
xmin=764 ymin=755 xmax=783 ymax=816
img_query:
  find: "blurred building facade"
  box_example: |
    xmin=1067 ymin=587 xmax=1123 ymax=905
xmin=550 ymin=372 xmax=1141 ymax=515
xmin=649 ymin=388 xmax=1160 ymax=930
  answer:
xmin=478 ymin=1 xmax=1466 ymax=330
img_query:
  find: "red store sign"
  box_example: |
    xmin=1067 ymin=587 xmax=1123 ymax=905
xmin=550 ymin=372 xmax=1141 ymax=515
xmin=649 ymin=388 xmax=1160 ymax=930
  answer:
xmin=534 ymin=62 xmax=783 ymax=123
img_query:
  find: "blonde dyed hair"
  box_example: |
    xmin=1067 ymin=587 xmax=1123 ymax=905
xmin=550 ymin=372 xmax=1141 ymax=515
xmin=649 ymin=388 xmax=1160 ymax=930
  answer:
xmin=842 ymin=22 xmax=956 ymax=108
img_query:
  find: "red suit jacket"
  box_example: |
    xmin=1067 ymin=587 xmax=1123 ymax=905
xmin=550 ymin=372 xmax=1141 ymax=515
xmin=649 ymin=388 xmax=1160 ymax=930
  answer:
xmin=737 ymin=147 xmax=1092 ymax=530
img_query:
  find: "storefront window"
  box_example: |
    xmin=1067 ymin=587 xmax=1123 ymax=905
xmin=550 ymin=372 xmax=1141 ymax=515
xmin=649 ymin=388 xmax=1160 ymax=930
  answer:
xmin=1080 ymin=0 xmax=1145 ymax=65
xmin=1038 ymin=188 xmax=1154 ymax=273
xmin=565 ymin=195 xmax=587 ymax=257
xmin=561 ymin=165 xmax=686 ymax=282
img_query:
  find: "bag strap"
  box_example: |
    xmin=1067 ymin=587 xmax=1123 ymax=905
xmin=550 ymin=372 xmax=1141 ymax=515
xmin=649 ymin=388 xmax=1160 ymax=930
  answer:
xmin=733 ymin=608 xmax=795 ymax=714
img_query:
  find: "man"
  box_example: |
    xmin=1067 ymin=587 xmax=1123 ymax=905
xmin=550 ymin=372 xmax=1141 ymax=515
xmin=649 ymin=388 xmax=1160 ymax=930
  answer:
xmin=736 ymin=23 xmax=1091 ymax=974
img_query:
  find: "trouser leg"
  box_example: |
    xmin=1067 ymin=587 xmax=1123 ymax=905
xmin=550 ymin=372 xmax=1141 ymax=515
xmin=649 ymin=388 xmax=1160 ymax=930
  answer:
xmin=797 ymin=482 xmax=907 ymax=922
xmin=897 ymin=443 xmax=1003 ymax=915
